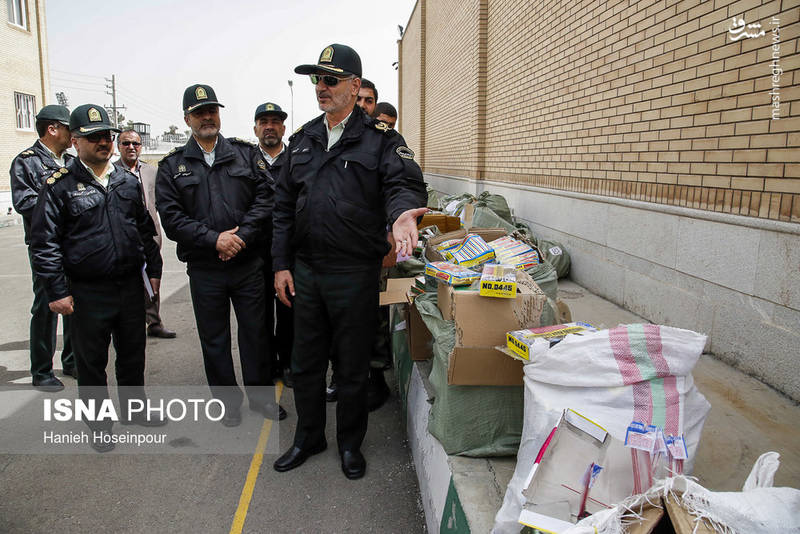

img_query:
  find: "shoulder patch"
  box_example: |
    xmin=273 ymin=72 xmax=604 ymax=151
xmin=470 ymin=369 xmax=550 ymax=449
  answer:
xmin=375 ymin=121 xmax=389 ymax=132
xmin=231 ymin=137 xmax=255 ymax=146
xmin=396 ymin=146 xmax=415 ymax=160
xmin=20 ymin=150 xmax=36 ymax=158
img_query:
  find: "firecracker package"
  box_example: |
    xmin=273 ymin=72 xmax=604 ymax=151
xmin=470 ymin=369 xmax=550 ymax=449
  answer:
xmin=435 ymin=234 xmax=495 ymax=268
xmin=479 ymin=264 xmax=518 ymax=298
xmin=424 ymin=261 xmax=481 ymax=286
xmin=506 ymin=322 xmax=598 ymax=360
xmin=489 ymin=235 xmax=540 ymax=269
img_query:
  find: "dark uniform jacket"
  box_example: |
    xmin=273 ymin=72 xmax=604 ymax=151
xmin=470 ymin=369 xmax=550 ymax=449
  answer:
xmin=30 ymin=159 xmax=163 ymax=302
xmin=156 ymin=135 xmax=272 ymax=266
xmin=272 ymin=106 xmax=426 ymax=273
xmin=9 ymin=141 xmax=75 ymax=244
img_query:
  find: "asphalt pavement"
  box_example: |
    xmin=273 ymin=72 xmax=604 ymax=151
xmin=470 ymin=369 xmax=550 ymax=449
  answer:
xmin=0 ymin=223 xmax=425 ymax=534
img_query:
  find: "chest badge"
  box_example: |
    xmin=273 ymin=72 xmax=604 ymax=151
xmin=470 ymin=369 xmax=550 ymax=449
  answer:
xmin=257 ymin=159 xmax=266 ymax=170
xmin=77 ymin=183 xmax=86 ymax=191
xmin=178 ymin=164 xmax=187 ymax=172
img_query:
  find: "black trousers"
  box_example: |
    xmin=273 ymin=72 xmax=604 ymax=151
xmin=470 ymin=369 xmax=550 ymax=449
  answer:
xmin=291 ymin=260 xmax=379 ymax=453
xmin=28 ymin=249 xmax=75 ymax=379
xmin=188 ymin=257 xmax=271 ymax=409
xmin=262 ymin=260 xmax=293 ymax=378
xmin=71 ymin=276 xmax=146 ymax=431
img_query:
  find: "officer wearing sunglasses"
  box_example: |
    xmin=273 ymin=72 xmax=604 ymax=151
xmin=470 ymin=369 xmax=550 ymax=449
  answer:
xmin=30 ymin=104 xmax=164 ymax=451
xmin=271 ymin=43 xmax=427 ymax=480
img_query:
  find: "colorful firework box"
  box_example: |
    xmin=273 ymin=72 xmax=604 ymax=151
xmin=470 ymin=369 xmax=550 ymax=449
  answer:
xmin=506 ymin=322 xmax=598 ymax=360
xmin=424 ymin=261 xmax=481 ymax=286
xmin=435 ymin=234 xmax=495 ymax=268
xmin=489 ymin=235 xmax=541 ymax=269
xmin=479 ymin=264 xmax=518 ymax=298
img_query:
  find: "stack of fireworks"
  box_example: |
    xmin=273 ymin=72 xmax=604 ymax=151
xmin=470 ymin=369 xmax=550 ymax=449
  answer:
xmin=435 ymin=233 xmax=495 ymax=268
xmin=488 ymin=235 xmax=540 ymax=270
xmin=424 ymin=261 xmax=482 ymax=286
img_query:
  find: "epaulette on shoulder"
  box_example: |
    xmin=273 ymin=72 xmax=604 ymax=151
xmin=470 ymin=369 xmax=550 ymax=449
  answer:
xmin=20 ymin=149 xmax=36 ymax=158
xmin=159 ymin=146 xmax=182 ymax=162
xmin=373 ymin=120 xmax=396 ymax=135
xmin=231 ymin=137 xmax=255 ymax=146
xmin=45 ymin=167 xmax=69 ymax=185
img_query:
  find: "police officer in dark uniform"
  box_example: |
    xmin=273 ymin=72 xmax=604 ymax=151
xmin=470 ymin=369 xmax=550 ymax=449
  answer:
xmin=156 ymin=85 xmax=285 ymax=426
xmin=253 ymin=102 xmax=293 ymax=388
xmin=272 ymin=44 xmax=427 ymax=479
xmin=10 ymin=105 xmax=77 ymax=391
xmin=30 ymin=104 xmax=164 ymax=451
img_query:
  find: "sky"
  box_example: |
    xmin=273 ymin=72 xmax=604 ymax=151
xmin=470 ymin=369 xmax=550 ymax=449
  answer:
xmin=46 ymin=0 xmax=416 ymax=142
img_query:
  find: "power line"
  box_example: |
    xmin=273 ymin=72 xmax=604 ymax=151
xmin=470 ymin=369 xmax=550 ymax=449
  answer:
xmin=51 ymin=69 xmax=106 ymax=80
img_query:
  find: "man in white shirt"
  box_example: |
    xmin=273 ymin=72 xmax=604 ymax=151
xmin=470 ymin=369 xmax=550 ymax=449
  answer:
xmin=115 ymin=130 xmax=175 ymax=339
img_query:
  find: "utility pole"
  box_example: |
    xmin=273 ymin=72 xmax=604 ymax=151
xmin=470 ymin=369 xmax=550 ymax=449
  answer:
xmin=105 ymin=74 xmax=126 ymax=128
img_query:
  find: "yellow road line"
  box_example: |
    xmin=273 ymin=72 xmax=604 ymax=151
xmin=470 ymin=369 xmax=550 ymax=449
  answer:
xmin=229 ymin=382 xmax=284 ymax=534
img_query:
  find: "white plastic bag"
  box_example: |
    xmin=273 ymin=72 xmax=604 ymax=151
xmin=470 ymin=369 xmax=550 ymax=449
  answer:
xmin=493 ymin=324 xmax=711 ymax=534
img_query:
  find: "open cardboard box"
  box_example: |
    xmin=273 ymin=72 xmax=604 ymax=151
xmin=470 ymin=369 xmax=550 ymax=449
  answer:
xmin=424 ymin=227 xmax=508 ymax=263
xmin=379 ymin=278 xmax=432 ymax=361
xmin=437 ymin=270 xmax=546 ymax=386
xmin=418 ymin=213 xmax=461 ymax=234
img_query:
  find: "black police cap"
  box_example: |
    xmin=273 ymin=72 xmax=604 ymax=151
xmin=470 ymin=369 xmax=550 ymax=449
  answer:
xmin=183 ymin=84 xmax=225 ymax=114
xmin=35 ymin=105 xmax=70 ymax=125
xmin=295 ymin=43 xmax=362 ymax=78
xmin=69 ymin=104 xmax=121 ymax=135
xmin=254 ymin=102 xmax=288 ymax=121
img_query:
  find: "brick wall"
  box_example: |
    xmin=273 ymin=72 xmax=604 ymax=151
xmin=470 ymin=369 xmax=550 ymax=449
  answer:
xmin=400 ymin=0 xmax=799 ymax=222
xmin=1 ymin=0 xmax=49 ymax=193
xmin=400 ymin=2 xmax=424 ymax=164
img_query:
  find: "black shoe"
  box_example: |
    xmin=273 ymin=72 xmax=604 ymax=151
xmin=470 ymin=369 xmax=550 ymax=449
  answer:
xmin=326 ymin=377 xmax=338 ymax=403
xmin=281 ymin=368 xmax=294 ymax=389
xmin=367 ymin=369 xmax=390 ymax=412
xmin=121 ymin=413 xmax=168 ymax=427
xmin=32 ymin=375 xmax=64 ymax=392
xmin=90 ymin=430 xmax=115 ymax=453
xmin=62 ymin=367 xmax=78 ymax=379
xmin=147 ymin=324 xmax=177 ymax=339
xmin=273 ymin=441 xmax=327 ymax=472
xmin=249 ymin=401 xmax=287 ymax=421
xmin=340 ymin=449 xmax=366 ymax=479
xmin=221 ymin=408 xmax=242 ymax=427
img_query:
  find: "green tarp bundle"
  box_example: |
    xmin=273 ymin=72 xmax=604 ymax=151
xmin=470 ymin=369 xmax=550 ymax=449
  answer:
xmin=415 ymin=294 xmax=524 ymax=457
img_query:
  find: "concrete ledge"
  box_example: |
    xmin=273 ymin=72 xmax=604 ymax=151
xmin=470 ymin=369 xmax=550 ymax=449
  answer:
xmin=406 ymin=360 xmax=513 ymax=533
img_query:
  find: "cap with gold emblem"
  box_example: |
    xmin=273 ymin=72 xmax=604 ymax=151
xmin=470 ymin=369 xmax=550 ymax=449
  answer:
xmin=294 ymin=43 xmax=362 ymax=78
xmin=183 ymin=84 xmax=225 ymax=114
xmin=69 ymin=104 xmax=121 ymax=136
xmin=254 ymin=102 xmax=288 ymax=121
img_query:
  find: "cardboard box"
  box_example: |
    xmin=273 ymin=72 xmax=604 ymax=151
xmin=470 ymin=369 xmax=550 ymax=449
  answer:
xmin=418 ymin=213 xmax=461 ymax=234
xmin=379 ymin=278 xmax=433 ymax=361
xmin=406 ymin=302 xmax=432 ymax=361
xmin=437 ymin=270 xmax=547 ymax=386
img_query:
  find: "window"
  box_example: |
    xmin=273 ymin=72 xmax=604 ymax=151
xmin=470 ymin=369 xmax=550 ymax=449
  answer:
xmin=14 ymin=92 xmax=36 ymax=130
xmin=7 ymin=0 xmax=27 ymax=28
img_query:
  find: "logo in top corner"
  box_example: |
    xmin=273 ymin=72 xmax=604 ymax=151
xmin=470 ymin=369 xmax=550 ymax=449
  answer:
xmin=87 ymin=107 xmax=102 ymax=122
xmin=320 ymin=46 xmax=334 ymax=63
xmin=196 ymin=86 xmax=207 ymax=100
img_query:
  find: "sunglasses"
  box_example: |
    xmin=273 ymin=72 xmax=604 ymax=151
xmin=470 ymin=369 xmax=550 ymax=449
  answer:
xmin=120 ymin=141 xmax=142 ymax=147
xmin=310 ymin=74 xmax=354 ymax=87
xmin=84 ymin=132 xmax=115 ymax=143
